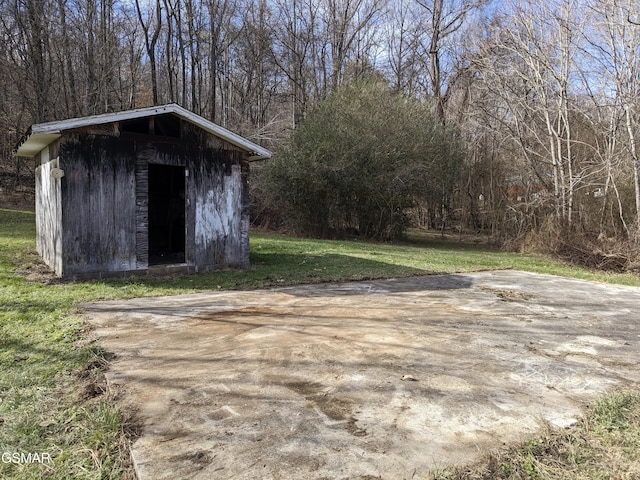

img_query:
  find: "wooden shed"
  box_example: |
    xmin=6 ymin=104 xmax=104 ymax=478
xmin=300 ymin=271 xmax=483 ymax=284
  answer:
xmin=15 ymin=103 xmax=272 ymax=279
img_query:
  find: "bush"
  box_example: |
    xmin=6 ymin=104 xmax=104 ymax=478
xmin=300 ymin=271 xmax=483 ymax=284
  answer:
xmin=260 ymin=78 xmax=464 ymax=240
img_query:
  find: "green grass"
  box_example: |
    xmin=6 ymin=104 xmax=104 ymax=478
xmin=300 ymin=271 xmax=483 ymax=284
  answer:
xmin=99 ymin=228 xmax=640 ymax=293
xmin=1 ymin=208 xmax=639 ymax=479
xmin=1 ymin=210 xmax=135 ymax=479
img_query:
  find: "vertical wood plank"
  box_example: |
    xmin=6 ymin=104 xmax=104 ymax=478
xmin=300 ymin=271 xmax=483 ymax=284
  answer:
xmin=135 ymin=142 xmax=152 ymax=269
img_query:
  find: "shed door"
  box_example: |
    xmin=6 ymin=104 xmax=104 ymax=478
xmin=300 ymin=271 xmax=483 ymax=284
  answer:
xmin=148 ymin=164 xmax=186 ymax=265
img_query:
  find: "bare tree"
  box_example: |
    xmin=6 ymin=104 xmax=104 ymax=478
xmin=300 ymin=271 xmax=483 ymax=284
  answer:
xmin=119 ymin=3 xmax=145 ymax=108
xmin=584 ymin=0 xmax=640 ymax=236
xmin=323 ymin=0 xmax=383 ymax=91
xmin=55 ymin=0 xmax=78 ymax=116
xmin=415 ymin=0 xmax=487 ymax=123
xmin=471 ymin=0 xmax=586 ymax=223
xmin=162 ymin=0 xmax=179 ymax=103
xmin=233 ymin=0 xmax=281 ymax=132
xmin=204 ymin=0 xmax=239 ymax=124
xmin=272 ymin=0 xmax=317 ymax=127
xmin=13 ymin=0 xmax=53 ymax=122
xmin=135 ymin=0 xmax=162 ymax=104
xmin=385 ymin=0 xmax=422 ymax=94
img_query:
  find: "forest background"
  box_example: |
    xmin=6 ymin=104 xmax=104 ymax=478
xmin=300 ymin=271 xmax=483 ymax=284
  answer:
xmin=2 ymin=0 xmax=640 ymax=271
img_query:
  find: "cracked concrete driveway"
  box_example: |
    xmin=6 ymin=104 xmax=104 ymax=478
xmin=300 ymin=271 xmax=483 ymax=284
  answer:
xmin=84 ymin=270 xmax=640 ymax=480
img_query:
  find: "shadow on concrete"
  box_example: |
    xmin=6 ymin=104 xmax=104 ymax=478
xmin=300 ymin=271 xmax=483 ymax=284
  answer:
xmin=95 ymin=251 xmax=463 ymax=293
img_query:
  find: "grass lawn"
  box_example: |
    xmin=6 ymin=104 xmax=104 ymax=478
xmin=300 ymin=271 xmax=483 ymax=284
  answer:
xmin=1 ymin=207 xmax=639 ymax=479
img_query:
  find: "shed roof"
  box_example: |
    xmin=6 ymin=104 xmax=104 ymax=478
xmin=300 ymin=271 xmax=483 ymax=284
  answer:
xmin=15 ymin=103 xmax=272 ymax=160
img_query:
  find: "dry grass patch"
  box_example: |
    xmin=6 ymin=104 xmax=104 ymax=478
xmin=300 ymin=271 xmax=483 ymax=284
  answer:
xmin=431 ymin=388 xmax=640 ymax=479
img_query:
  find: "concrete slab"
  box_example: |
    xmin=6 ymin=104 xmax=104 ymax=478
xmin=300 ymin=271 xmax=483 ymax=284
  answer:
xmin=84 ymin=271 xmax=640 ymax=479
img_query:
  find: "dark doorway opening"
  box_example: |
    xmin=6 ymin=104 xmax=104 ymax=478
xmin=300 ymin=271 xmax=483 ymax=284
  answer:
xmin=148 ymin=164 xmax=186 ymax=265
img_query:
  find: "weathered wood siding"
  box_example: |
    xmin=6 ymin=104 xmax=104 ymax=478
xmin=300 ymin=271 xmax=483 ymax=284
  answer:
xmin=191 ymin=151 xmax=244 ymax=267
xmin=35 ymin=143 xmax=63 ymax=275
xmin=240 ymin=156 xmax=250 ymax=266
xmin=59 ymin=134 xmax=137 ymax=275
xmin=134 ymin=143 xmax=152 ymax=269
xmin=183 ymin=123 xmax=250 ymax=269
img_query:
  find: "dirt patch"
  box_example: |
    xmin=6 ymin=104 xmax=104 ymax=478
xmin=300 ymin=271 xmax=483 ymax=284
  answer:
xmin=84 ymin=271 xmax=640 ymax=479
xmin=477 ymin=285 xmax=534 ymax=301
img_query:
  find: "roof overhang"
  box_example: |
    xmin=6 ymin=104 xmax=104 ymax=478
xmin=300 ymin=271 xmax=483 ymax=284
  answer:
xmin=15 ymin=132 xmax=62 ymax=157
xmin=14 ymin=103 xmax=272 ymax=160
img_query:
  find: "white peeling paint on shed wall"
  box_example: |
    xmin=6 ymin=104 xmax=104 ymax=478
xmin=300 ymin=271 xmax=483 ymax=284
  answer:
xmin=194 ymin=164 xmax=243 ymax=263
xmin=35 ymin=150 xmax=64 ymax=276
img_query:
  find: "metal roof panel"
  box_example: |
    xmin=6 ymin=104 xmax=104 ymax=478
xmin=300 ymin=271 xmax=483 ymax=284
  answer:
xmin=15 ymin=103 xmax=272 ymax=159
